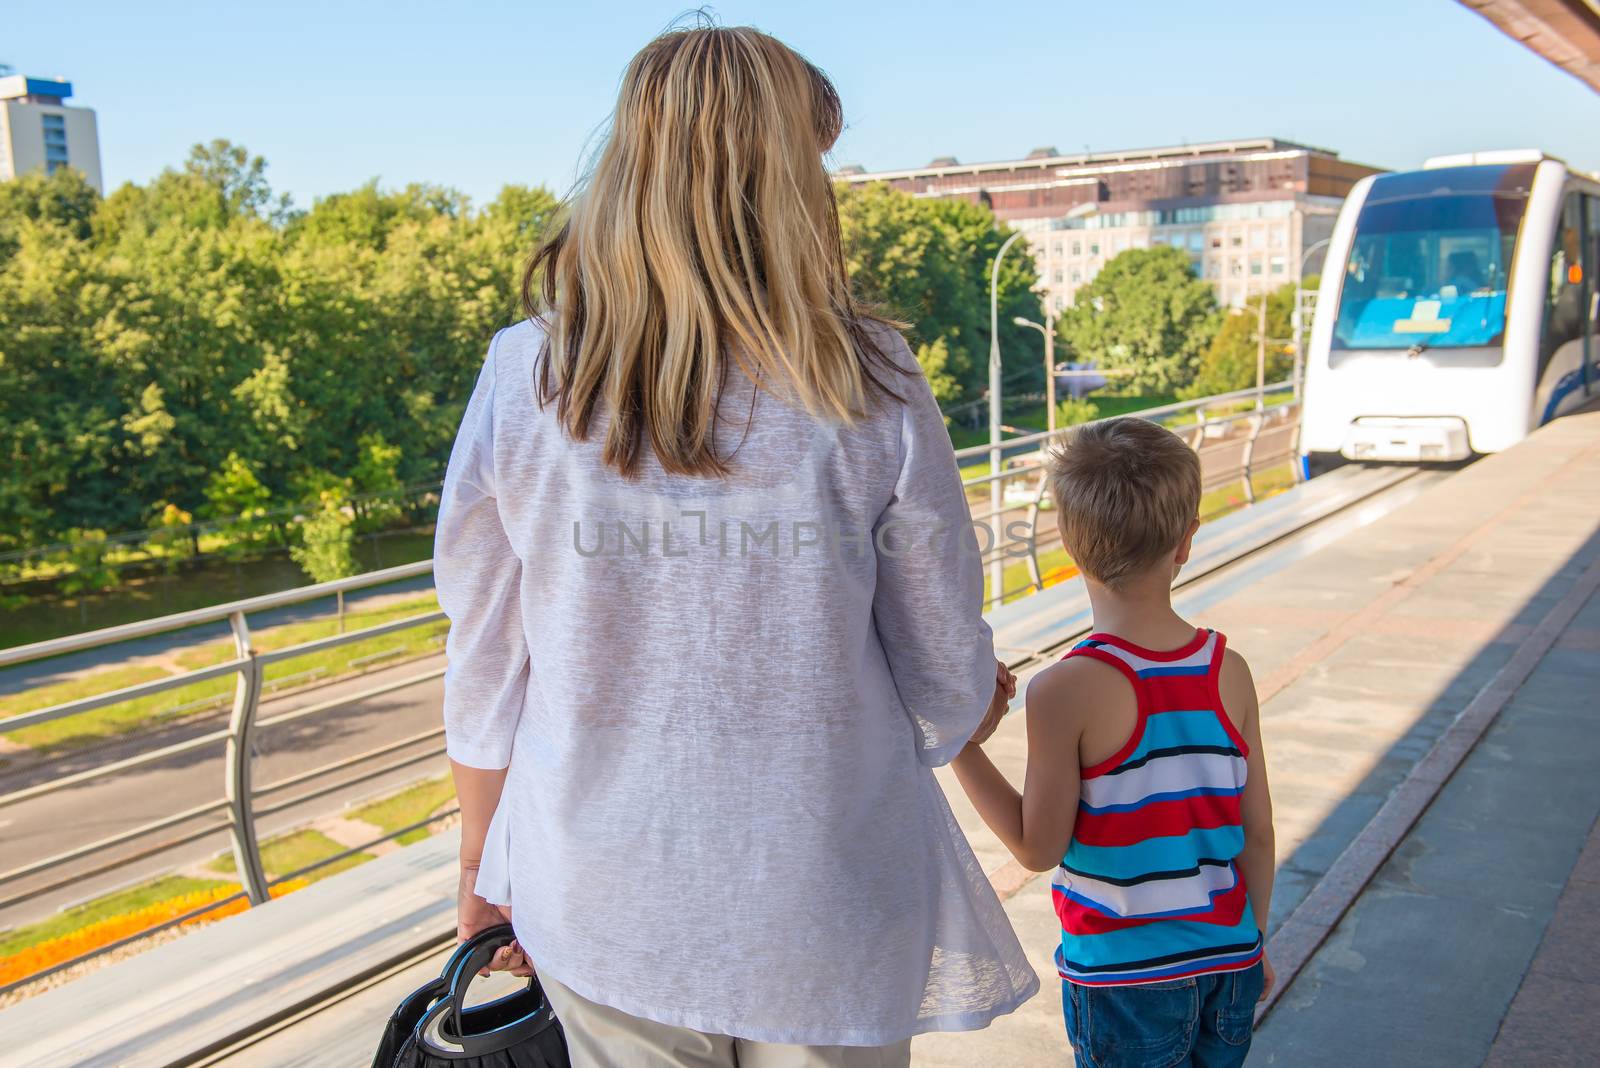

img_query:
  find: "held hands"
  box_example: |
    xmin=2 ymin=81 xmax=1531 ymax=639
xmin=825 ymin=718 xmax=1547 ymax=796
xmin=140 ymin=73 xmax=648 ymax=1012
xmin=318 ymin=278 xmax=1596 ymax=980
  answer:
xmin=968 ymin=660 xmax=1018 ymax=748
xmin=457 ymin=860 xmax=533 ymax=978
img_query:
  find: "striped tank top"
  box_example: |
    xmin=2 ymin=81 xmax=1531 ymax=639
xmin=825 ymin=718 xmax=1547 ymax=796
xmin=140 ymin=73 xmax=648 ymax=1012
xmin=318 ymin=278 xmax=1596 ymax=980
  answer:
xmin=1052 ymin=627 xmax=1263 ymax=986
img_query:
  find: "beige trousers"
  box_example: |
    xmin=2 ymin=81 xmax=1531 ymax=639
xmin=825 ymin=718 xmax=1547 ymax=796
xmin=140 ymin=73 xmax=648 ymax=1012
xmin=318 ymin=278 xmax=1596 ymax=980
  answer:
xmin=541 ymin=976 xmax=913 ymax=1068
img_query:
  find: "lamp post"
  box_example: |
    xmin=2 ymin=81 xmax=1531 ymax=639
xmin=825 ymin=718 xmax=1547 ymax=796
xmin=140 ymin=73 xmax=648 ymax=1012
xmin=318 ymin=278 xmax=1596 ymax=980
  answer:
xmin=1013 ymin=311 xmax=1058 ymax=435
xmin=987 ymin=229 xmax=1025 ymax=609
xmin=1292 ymin=237 xmax=1331 ymax=399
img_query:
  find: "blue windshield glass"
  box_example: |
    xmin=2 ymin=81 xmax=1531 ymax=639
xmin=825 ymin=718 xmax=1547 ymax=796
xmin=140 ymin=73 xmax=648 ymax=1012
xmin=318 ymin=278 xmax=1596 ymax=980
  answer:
xmin=1332 ymin=166 xmax=1532 ymax=351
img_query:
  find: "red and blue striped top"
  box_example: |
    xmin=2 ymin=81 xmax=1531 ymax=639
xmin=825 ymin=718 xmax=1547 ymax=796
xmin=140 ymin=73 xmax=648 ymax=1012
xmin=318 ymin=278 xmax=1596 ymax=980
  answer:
xmin=1052 ymin=627 xmax=1263 ymax=986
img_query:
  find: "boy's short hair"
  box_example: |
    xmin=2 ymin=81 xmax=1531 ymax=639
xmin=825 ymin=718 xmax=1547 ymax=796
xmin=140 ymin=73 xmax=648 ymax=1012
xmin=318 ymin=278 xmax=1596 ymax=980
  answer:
xmin=1045 ymin=417 xmax=1202 ymax=590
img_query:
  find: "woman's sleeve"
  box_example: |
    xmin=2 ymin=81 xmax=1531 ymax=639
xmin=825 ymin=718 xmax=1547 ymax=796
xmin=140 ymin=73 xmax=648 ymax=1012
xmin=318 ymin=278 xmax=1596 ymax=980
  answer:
xmin=872 ymin=355 xmax=998 ymax=768
xmin=435 ymin=332 xmax=530 ymax=770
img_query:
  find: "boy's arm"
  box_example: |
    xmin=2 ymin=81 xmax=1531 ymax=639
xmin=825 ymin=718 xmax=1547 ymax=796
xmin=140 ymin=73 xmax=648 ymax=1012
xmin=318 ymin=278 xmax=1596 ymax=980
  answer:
xmin=952 ymin=663 xmax=1084 ymax=873
xmin=1228 ymin=649 xmax=1276 ymax=941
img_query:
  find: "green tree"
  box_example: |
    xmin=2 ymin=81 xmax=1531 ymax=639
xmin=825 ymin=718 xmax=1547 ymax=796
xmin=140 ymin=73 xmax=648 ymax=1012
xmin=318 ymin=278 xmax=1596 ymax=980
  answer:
xmin=1183 ymin=282 xmax=1298 ymax=399
xmin=5 ymin=140 xmax=1061 ymax=571
xmin=349 ymin=433 xmax=404 ymax=531
xmin=203 ymin=452 xmax=274 ymax=555
xmin=0 ymin=167 xmax=98 ymax=261
xmin=1054 ymin=395 xmax=1101 ymax=427
xmin=56 ymin=529 xmax=120 ymax=596
xmin=1056 ymin=247 xmax=1219 ymax=394
xmin=184 ymin=139 xmax=280 ymax=219
xmin=291 ymin=496 xmax=357 ymax=583
xmin=55 ymin=529 xmax=123 ymax=626
xmin=836 ymin=181 xmax=1041 ymax=402
xmin=914 ymin=338 xmax=962 ymax=410
xmin=290 ymin=495 xmax=359 ymax=630
xmin=146 ymin=502 xmax=195 ymax=572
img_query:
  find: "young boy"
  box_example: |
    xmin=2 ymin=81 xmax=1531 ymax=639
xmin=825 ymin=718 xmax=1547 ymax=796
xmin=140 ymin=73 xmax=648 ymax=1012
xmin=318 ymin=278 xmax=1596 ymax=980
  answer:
xmin=954 ymin=417 xmax=1276 ymax=1068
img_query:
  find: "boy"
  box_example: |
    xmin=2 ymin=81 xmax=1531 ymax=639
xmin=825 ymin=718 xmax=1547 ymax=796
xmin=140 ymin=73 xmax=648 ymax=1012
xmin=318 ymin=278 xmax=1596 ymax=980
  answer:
xmin=953 ymin=417 xmax=1276 ymax=1068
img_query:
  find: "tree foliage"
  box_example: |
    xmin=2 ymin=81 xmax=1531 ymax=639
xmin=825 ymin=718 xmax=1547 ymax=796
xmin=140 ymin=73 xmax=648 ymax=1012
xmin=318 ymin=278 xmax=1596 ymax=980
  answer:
xmin=290 ymin=495 xmax=358 ymax=584
xmin=1183 ymin=282 xmax=1299 ymax=399
xmin=1056 ymin=246 xmax=1220 ymax=394
xmin=2 ymin=153 xmax=1039 ymax=559
xmin=836 ymin=183 xmax=1041 ymax=401
xmin=0 ymin=142 xmax=560 ymax=555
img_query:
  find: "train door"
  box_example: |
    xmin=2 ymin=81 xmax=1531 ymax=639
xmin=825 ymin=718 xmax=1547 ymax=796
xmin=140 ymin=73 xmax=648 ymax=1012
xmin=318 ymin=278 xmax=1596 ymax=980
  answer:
xmin=1587 ymin=194 xmax=1599 ymax=401
xmin=1536 ymin=192 xmax=1595 ymax=422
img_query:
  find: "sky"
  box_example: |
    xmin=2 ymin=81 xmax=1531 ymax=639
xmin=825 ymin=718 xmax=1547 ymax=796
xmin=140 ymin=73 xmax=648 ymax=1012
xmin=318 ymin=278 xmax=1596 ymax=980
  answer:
xmin=11 ymin=0 xmax=1600 ymax=209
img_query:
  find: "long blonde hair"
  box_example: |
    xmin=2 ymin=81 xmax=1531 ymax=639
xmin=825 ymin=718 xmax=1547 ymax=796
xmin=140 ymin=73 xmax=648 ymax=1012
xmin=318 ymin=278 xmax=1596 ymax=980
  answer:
xmin=524 ymin=26 xmax=902 ymax=478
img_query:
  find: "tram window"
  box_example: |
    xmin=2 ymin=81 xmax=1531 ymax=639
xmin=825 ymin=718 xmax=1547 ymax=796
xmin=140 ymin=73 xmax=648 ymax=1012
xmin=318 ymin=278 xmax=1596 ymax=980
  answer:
xmin=1333 ymin=189 xmax=1528 ymax=350
xmin=1541 ymin=195 xmax=1584 ymax=370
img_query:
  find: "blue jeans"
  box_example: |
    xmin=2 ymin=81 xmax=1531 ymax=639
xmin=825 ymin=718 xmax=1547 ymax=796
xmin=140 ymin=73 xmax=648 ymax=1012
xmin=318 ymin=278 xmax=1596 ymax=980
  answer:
xmin=1062 ymin=963 xmax=1264 ymax=1068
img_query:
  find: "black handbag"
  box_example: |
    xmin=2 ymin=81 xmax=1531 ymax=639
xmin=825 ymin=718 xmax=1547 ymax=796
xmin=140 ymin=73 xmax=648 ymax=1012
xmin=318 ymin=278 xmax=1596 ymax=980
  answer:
xmin=373 ymin=925 xmax=569 ymax=1068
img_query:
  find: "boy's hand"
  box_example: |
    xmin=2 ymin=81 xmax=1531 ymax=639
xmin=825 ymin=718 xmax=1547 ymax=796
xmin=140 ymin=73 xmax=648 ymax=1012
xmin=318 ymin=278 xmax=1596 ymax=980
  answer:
xmin=1259 ymin=954 xmax=1275 ymax=1002
xmin=968 ymin=660 xmax=1016 ymax=747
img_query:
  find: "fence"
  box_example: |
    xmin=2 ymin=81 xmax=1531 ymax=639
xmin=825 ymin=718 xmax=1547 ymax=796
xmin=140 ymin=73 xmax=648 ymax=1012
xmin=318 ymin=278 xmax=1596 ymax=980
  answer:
xmin=0 ymin=561 xmax=453 ymax=993
xmin=956 ymin=380 xmax=1300 ymax=606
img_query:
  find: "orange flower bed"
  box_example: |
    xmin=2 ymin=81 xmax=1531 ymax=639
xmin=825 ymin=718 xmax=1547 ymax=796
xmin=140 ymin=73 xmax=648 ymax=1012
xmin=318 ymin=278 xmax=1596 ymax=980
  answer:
xmin=0 ymin=878 xmax=307 ymax=987
xmin=1041 ymin=564 xmax=1081 ymax=588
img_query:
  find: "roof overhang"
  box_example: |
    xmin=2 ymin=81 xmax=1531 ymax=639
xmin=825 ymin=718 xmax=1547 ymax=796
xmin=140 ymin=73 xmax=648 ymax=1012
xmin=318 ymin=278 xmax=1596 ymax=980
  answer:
xmin=1456 ymin=0 xmax=1600 ymax=92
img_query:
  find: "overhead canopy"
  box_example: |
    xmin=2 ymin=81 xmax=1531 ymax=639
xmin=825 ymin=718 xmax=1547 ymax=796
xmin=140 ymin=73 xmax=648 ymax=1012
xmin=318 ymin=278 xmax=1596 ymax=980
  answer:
xmin=1457 ymin=0 xmax=1600 ymax=92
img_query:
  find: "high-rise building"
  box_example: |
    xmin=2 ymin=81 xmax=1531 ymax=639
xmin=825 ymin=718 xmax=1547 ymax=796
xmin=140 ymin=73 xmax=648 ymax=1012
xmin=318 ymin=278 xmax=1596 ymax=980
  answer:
xmin=0 ymin=73 xmax=102 ymax=193
xmin=836 ymin=138 xmax=1381 ymax=311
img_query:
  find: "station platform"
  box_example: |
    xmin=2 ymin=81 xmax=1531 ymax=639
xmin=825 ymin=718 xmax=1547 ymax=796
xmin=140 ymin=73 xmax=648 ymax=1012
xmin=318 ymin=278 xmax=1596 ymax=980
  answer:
xmin=917 ymin=403 xmax=1600 ymax=1066
xmin=5 ymin=406 xmax=1597 ymax=1066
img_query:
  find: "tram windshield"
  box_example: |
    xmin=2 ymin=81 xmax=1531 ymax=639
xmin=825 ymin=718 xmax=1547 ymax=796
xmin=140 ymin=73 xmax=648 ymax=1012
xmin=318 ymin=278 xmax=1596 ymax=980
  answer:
xmin=1332 ymin=165 xmax=1533 ymax=350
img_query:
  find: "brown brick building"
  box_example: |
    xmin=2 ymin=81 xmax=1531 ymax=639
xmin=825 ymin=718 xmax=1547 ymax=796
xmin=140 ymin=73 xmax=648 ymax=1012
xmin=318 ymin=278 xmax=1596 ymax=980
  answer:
xmin=836 ymin=138 xmax=1381 ymax=311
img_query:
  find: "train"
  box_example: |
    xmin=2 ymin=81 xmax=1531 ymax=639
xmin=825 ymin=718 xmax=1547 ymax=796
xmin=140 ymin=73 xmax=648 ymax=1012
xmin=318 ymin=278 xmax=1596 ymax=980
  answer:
xmin=1300 ymin=150 xmax=1599 ymax=473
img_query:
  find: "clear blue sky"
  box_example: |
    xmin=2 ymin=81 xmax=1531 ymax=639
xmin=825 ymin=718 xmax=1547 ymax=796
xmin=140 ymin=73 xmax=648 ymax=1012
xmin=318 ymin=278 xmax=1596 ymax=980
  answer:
xmin=12 ymin=0 xmax=1600 ymax=208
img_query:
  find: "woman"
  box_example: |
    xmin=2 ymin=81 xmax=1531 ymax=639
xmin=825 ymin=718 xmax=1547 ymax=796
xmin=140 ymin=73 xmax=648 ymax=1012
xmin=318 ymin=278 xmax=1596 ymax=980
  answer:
xmin=435 ymin=25 xmax=1037 ymax=1067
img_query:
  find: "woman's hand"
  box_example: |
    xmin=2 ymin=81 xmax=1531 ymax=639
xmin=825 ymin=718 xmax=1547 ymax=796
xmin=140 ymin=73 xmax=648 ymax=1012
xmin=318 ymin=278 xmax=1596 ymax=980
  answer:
xmin=457 ymin=861 xmax=532 ymax=977
xmin=968 ymin=660 xmax=1017 ymax=748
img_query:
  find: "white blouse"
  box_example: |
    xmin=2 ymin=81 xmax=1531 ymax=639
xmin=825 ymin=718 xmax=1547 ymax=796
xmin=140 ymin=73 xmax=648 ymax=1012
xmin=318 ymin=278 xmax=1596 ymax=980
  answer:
xmin=435 ymin=319 xmax=1037 ymax=1045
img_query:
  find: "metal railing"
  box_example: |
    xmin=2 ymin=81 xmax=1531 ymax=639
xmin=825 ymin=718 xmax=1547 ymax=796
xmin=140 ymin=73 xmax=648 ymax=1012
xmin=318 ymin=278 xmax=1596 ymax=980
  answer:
xmin=0 ymin=561 xmax=454 ymax=993
xmin=956 ymin=381 xmax=1301 ymax=606
xmin=0 ymin=380 xmax=1302 ymax=992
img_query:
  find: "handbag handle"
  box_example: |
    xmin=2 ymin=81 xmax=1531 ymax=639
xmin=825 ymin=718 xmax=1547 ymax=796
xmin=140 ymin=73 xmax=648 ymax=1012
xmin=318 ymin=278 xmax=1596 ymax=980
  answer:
xmin=442 ymin=924 xmax=512 ymax=989
xmin=445 ymin=924 xmax=516 ymax=986
xmin=446 ymin=924 xmax=523 ymax=1034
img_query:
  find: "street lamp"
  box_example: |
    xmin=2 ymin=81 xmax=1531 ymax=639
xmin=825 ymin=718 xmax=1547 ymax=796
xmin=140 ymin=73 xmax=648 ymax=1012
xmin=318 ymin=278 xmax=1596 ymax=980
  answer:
xmin=987 ymin=229 xmax=1025 ymax=609
xmin=1292 ymin=237 xmax=1331 ymax=398
xmin=1013 ymin=312 xmax=1058 ymax=435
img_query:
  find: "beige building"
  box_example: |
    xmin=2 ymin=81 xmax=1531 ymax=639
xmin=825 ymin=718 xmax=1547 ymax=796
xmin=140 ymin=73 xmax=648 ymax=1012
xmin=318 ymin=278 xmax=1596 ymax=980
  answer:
xmin=0 ymin=74 xmax=102 ymax=193
xmin=837 ymin=138 xmax=1381 ymax=311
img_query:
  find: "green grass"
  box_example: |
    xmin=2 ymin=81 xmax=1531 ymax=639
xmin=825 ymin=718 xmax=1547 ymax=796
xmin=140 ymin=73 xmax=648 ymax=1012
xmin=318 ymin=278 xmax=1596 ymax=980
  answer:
xmin=1 ymin=593 xmax=447 ymax=753
xmin=0 ymin=874 xmax=229 ymax=956
xmin=172 ymin=591 xmax=446 ymax=673
xmin=206 ymin=829 xmax=373 ymax=883
xmin=351 ymin=775 xmax=457 ymax=846
xmin=0 ymin=667 xmax=234 ymax=751
xmin=1083 ymin=392 xmax=1180 ymax=419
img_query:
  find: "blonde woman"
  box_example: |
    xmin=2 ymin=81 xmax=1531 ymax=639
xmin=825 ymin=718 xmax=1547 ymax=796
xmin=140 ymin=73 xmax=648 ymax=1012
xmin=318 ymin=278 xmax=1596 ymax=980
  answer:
xmin=435 ymin=25 xmax=1037 ymax=1067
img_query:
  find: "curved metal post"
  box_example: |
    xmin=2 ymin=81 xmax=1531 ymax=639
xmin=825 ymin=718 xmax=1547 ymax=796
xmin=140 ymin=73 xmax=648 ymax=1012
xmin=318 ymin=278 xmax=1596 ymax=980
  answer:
xmin=224 ymin=610 xmax=270 ymax=905
xmin=1240 ymin=411 xmax=1264 ymax=505
xmin=1024 ymin=474 xmax=1050 ymax=594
